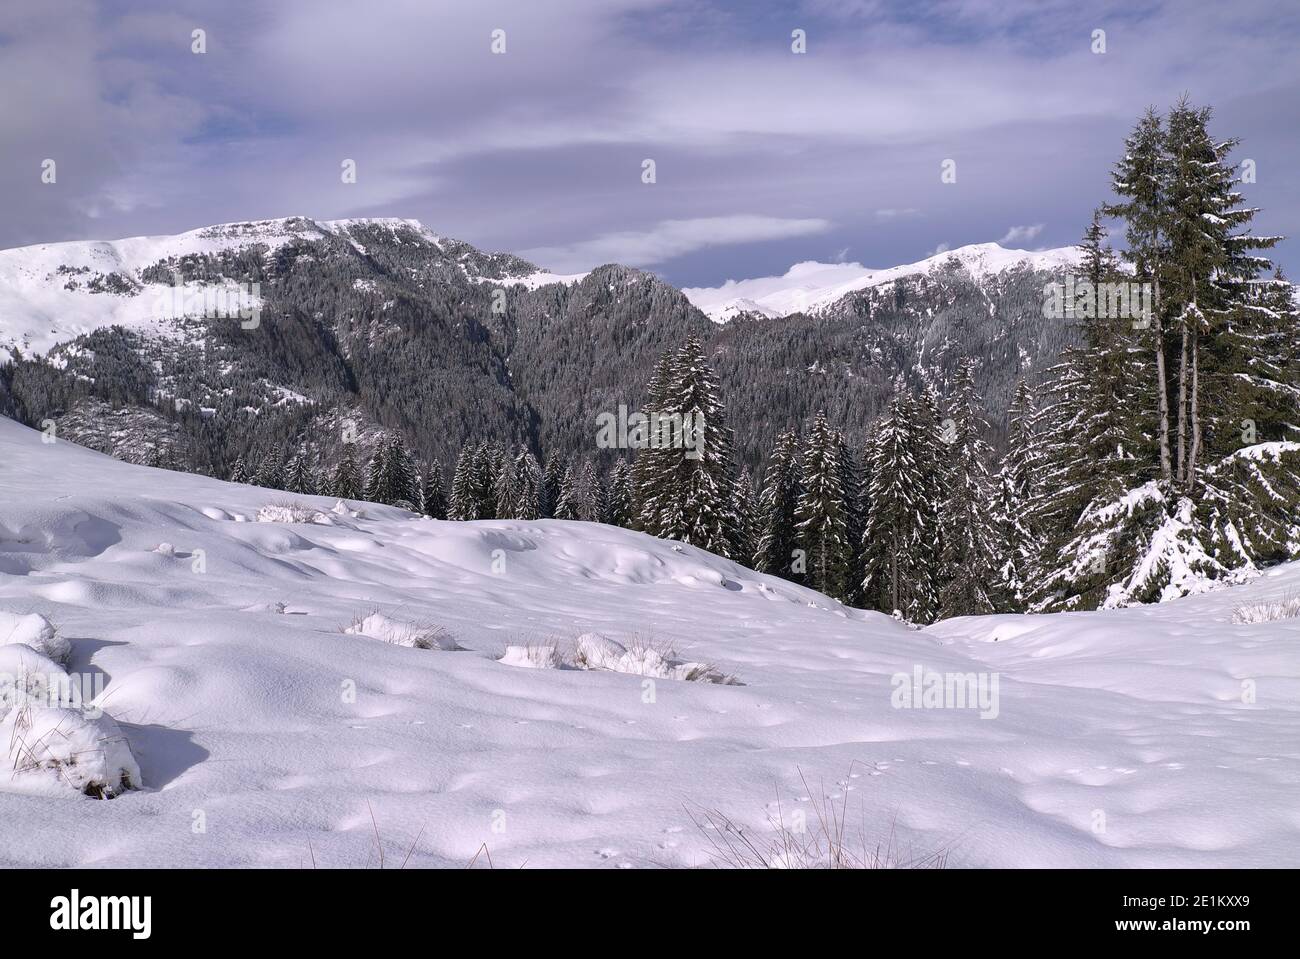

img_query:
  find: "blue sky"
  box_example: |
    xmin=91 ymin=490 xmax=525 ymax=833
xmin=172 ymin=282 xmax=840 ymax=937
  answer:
xmin=2 ymin=0 xmax=1297 ymax=286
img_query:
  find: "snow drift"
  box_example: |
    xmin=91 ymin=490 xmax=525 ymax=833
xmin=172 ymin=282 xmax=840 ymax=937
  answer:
xmin=1 ymin=416 xmax=1298 ymax=867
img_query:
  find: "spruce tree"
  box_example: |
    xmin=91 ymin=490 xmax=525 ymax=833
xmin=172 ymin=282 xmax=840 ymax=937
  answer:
xmin=1107 ymin=106 xmax=1174 ymax=481
xmin=836 ymin=431 xmax=866 ymax=606
xmin=494 ymin=445 xmax=519 ymax=519
xmin=604 ymin=459 xmax=634 ymax=528
xmin=636 ymin=337 xmax=738 ymax=557
xmin=228 ymin=457 xmax=249 ymax=484
xmin=471 ymin=444 xmax=501 ymax=519
xmin=633 ymin=348 xmax=684 ymax=536
xmin=753 ymin=427 xmax=803 ymax=582
xmin=541 ymin=456 xmax=567 ymax=519
xmin=732 ymin=469 xmax=758 ymax=569
xmin=794 ymin=411 xmax=853 ymax=600
xmin=995 ymin=380 xmax=1042 ymax=610
xmin=861 ymin=382 xmax=941 ymax=622
xmin=330 ymin=446 xmax=361 ymax=500
xmin=937 ymin=359 xmax=1001 ymax=617
xmin=552 ymin=464 xmax=579 ymax=520
xmin=510 ymin=450 xmax=544 ymax=520
xmin=420 ymin=462 xmax=448 ymax=519
xmin=255 ymin=456 xmax=284 ymax=491
xmin=284 ymin=452 xmax=313 ymax=496
xmin=362 ymin=444 xmax=384 ymax=503
xmin=576 ymin=459 xmax=606 ymax=523
xmin=449 ymin=444 xmax=479 ymax=521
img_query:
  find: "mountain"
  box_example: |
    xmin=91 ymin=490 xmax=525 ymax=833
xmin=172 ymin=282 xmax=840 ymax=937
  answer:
xmin=0 ymin=218 xmax=1084 ymax=475
xmin=681 ymin=242 xmax=1084 ymax=322
xmin=3 ymin=413 xmax=1298 ymax=867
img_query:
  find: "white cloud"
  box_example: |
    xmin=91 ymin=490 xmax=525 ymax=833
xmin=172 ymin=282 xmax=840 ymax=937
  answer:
xmin=999 ymin=224 xmax=1045 ymax=245
xmin=519 ymin=215 xmax=832 ymax=273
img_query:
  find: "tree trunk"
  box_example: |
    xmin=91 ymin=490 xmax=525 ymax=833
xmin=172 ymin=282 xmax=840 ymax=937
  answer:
xmin=1153 ymin=275 xmax=1173 ymax=482
xmin=1188 ymin=323 xmax=1201 ymax=492
xmin=1176 ymin=311 xmax=1189 ymax=484
xmin=890 ymin=545 xmax=899 ymax=614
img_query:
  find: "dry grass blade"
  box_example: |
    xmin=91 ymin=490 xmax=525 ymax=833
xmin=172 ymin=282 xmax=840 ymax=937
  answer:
xmin=687 ymin=764 xmax=949 ymax=869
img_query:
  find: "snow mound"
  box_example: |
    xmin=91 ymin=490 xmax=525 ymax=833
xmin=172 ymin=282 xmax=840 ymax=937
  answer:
xmin=0 ymin=645 xmax=71 ymax=721
xmin=498 ymin=633 xmax=738 ymax=683
xmin=3 ymin=707 xmax=140 ymax=798
xmin=570 ymin=632 xmax=735 ymax=683
xmin=498 ymin=643 xmax=561 ymax=669
xmin=257 ymin=503 xmax=336 ymax=525
xmin=343 ymin=612 xmax=461 ymax=650
xmin=0 ymin=611 xmax=70 ymax=666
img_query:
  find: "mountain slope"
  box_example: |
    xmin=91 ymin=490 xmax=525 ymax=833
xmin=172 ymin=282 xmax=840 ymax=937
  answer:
xmin=0 ymin=219 xmax=1083 ymax=473
xmin=682 ymin=242 xmax=1083 ymax=322
xmin=1 ymin=417 xmax=1298 ymax=867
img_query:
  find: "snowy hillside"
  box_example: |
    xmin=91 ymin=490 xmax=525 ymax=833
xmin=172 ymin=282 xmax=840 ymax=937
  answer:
xmin=1 ymin=417 xmax=1298 ymax=868
xmin=0 ymin=216 xmax=584 ymax=355
xmin=682 ymin=242 xmax=1084 ymax=322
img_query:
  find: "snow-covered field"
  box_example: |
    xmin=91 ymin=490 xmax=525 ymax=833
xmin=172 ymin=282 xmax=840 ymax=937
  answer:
xmin=1 ymin=416 xmax=1298 ymax=868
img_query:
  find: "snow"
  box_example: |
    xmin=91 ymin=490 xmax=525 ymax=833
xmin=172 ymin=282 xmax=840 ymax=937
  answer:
xmin=1 ymin=415 xmax=1299 ymax=866
xmin=682 ymin=243 xmax=1084 ymax=323
xmin=0 ymin=610 xmax=69 ymax=665
xmin=482 ymin=269 xmax=590 ymax=290
xmin=0 ymin=215 xmax=576 ymax=355
xmin=0 ymin=218 xmax=316 ymax=354
xmin=2 ymin=707 xmax=140 ymax=799
xmin=343 ymin=611 xmax=462 ymax=651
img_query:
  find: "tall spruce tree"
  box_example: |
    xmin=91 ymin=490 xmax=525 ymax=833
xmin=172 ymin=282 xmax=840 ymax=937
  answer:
xmin=255 ymin=456 xmax=284 ymax=491
xmin=861 ymin=383 xmax=941 ymax=622
xmin=420 ymin=463 xmax=448 ymax=519
xmin=284 ymin=452 xmax=313 ymax=496
xmin=732 ymin=470 xmax=758 ymax=569
xmin=576 ymin=459 xmax=606 ymax=523
xmin=753 ymin=427 xmax=803 ymax=582
xmin=995 ymin=380 xmax=1043 ymax=610
xmin=552 ymin=464 xmax=579 ymax=520
xmin=1107 ymin=106 xmax=1174 ymax=482
xmin=449 ymin=444 xmax=479 ymax=521
xmin=510 ymin=450 xmax=544 ymax=520
xmin=937 ymin=359 xmax=1001 ymax=617
xmin=794 ymin=411 xmax=853 ymax=600
xmin=604 ymin=459 xmax=634 ymax=528
xmin=494 ymin=445 xmax=519 ymax=519
xmin=329 ymin=446 xmax=362 ymax=500
xmin=637 ymin=337 xmax=738 ymax=557
xmin=633 ymin=348 xmax=684 ymax=537
xmin=541 ymin=455 xmax=567 ymax=519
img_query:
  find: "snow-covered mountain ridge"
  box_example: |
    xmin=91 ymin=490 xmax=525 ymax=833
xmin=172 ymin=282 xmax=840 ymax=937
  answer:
xmin=1 ymin=417 xmax=1298 ymax=868
xmin=682 ymin=242 xmax=1085 ymax=323
xmin=0 ymin=216 xmax=585 ymax=355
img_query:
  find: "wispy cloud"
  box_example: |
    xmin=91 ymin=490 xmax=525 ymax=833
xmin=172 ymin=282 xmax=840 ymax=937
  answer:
xmin=519 ymin=215 xmax=833 ymax=273
xmin=0 ymin=0 xmax=1296 ymax=284
xmin=999 ymin=224 xmax=1045 ymax=245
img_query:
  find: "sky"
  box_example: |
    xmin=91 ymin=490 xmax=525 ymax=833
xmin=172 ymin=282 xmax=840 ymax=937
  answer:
xmin=1 ymin=0 xmax=1298 ymax=287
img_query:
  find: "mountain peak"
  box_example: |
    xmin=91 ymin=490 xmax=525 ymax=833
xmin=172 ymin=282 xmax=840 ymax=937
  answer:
xmin=682 ymin=241 xmax=1083 ymax=323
